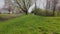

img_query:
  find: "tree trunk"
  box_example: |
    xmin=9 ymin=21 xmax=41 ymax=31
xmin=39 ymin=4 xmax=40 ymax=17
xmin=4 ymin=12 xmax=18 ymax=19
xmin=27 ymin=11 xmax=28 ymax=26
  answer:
xmin=25 ymin=10 xmax=28 ymax=15
xmin=53 ymin=6 xmax=55 ymax=16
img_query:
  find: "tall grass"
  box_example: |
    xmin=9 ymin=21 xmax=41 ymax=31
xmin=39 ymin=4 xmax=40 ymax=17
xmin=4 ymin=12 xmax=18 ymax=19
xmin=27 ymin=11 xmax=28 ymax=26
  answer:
xmin=0 ymin=14 xmax=60 ymax=34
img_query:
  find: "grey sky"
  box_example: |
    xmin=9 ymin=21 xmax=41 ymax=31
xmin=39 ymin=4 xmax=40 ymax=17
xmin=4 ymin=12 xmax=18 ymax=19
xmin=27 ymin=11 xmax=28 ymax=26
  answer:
xmin=0 ymin=0 xmax=4 ymax=8
xmin=0 ymin=0 xmax=46 ymax=9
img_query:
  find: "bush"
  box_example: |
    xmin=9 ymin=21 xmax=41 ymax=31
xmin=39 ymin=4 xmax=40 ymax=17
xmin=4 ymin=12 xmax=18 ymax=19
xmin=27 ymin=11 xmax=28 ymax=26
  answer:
xmin=31 ymin=8 xmax=60 ymax=16
xmin=32 ymin=8 xmax=54 ymax=16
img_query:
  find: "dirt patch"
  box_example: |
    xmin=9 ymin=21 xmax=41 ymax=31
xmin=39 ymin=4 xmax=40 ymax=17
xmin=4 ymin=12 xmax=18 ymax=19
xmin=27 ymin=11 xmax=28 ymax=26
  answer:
xmin=0 ymin=14 xmax=18 ymax=22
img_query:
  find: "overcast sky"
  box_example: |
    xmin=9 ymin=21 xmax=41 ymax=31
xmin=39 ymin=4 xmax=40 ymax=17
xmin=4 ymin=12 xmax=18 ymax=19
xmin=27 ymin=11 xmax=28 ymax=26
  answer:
xmin=0 ymin=0 xmax=4 ymax=8
xmin=0 ymin=0 xmax=46 ymax=9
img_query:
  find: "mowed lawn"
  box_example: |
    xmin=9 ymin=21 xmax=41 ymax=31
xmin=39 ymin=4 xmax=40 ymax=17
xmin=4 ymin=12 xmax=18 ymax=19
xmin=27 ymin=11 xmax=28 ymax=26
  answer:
xmin=0 ymin=14 xmax=60 ymax=34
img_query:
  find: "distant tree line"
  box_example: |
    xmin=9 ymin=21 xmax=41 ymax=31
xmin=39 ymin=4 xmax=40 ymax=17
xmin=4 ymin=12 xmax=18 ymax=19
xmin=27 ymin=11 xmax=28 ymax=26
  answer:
xmin=46 ymin=0 xmax=59 ymax=16
xmin=4 ymin=0 xmax=60 ymax=16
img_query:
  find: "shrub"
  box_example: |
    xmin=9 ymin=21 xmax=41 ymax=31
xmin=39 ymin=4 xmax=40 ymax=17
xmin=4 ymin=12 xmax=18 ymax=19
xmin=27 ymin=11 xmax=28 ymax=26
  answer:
xmin=32 ymin=8 xmax=60 ymax=16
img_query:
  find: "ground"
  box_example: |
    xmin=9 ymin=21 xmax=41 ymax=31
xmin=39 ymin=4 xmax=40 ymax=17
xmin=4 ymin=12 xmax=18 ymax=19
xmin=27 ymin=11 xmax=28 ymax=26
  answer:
xmin=0 ymin=14 xmax=60 ymax=34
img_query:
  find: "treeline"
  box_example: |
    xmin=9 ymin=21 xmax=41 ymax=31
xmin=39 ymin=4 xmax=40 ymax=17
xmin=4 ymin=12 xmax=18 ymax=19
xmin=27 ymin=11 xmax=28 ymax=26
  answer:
xmin=4 ymin=0 xmax=60 ymax=16
xmin=33 ymin=0 xmax=60 ymax=16
xmin=46 ymin=0 xmax=60 ymax=16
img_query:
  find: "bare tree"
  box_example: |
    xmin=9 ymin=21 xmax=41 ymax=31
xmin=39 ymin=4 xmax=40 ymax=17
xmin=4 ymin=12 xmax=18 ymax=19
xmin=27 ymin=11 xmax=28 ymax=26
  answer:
xmin=46 ymin=0 xmax=59 ymax=16
xmin=4 ymin=0 xmax=16 ymax=14
xmin=46 ymin=0 xmax=50 ymax=10
xmin=52 ymin=0 xmax=59 ymax=16
xmin=46 ymin=0 xmax=51 ymax=16
xmin=14 ymin=0 xmax=32 ymax=14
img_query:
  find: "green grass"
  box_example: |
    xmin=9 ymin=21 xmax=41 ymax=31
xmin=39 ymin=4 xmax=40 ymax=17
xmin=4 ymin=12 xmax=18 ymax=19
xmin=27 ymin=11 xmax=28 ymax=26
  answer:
xmin=0 ymin=14 xmax=60 ymax=34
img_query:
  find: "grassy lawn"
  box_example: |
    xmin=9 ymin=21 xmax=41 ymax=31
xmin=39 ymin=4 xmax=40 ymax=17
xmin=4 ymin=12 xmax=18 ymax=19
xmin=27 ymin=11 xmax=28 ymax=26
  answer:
xmin=0 ymin=14 xmax=60 ymax=34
